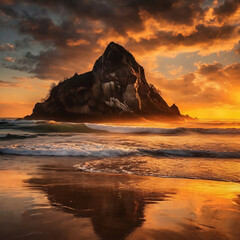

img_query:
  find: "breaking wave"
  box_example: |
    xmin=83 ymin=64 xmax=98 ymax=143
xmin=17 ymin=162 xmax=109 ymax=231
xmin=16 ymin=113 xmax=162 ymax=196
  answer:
xmin=85 ymin=123 xmax=240 ymax=135
xmin=74 ymin=159 xmax=240 ymax=183
xmin=1 ymin=143 xmax=240 ymax=159
xmin=0 ymin=120 xmax=102 ymax=133
xmin=0 ymin=133 xmax=38 ymax=141
xmin=0 ymin=143 xmax=133 ymax=157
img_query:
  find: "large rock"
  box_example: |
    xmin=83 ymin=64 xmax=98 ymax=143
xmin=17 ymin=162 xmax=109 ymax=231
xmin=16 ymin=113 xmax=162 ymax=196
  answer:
xmin=26 ymin=42 xmax=184 ymax=121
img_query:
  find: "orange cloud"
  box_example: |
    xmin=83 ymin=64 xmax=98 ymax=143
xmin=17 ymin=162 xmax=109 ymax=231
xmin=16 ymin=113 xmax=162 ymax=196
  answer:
xmin=147 ymin=62 xmax=240 ymax=118
xmin=66 ymin=39 xmax=90 ymax=47
xmin=4 ymin=56 xmax=15 ymax=62
xmin=0 ymin=43 xmax=15 ymax=51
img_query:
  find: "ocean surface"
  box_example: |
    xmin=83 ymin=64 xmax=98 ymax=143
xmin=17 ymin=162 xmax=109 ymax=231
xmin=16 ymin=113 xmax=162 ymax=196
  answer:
xmin=1 ymin=118 xmax=240 ymax=183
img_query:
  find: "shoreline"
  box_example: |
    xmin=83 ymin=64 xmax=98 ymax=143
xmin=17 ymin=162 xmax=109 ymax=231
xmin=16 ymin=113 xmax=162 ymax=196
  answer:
xmin=1 ymin=155 xmax=240 ymax=240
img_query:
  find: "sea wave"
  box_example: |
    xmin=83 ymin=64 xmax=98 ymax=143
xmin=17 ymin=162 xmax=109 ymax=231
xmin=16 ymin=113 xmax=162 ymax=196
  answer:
xmin=1 ymin=119 xmax=240 ymax=135
xmin=0 ymin=143 xmax=133 ymax=157
xmin=140 ymin=149 xmax=240 ymax=158
xmin=0 ymin=119 xmax=45 ymax=125
xmin=74 ymin=160 xmax=240 ymax=183
xmin=0 ymin=133 xmax=37 ymax=141
xmin=1 ymin=143 xmax=240 ymax=158
xmin=0 ymin=133 xmax=70 ymax=140
xmin=0 ymin=121 xmax=103 ymax=133
xmin=85 ymin=123 xmax=240 ymax=135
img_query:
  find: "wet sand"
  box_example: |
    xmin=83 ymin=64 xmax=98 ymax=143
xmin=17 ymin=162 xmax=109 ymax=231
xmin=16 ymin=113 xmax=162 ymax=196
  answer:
xmin=0 ymin=155 xmax=240 ymax=240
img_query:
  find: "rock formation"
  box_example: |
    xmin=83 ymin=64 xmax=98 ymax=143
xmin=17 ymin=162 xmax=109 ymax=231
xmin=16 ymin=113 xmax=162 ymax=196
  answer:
xmin=26 ymin=42 xmax=184 ymax=122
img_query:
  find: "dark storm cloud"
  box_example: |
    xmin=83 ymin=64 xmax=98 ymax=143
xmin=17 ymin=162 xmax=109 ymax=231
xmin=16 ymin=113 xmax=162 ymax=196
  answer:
xmin=214 ymin=0 xmax=240 ymax=21
xmin=0 ymin=0 xmax=239 ymax=80
xmin=21 ymin=0 xmax=205 ymax=34
xmin=3 ymin=51 xmax=38 ymax=72
xmin=6 ymin=7 xmax=103 ymax=48
xmin=198 ymin=63 xmax=223 ymax=75
xmin=6 ymin=44 xmax=100 ymax=80
xmin=126 ymin=24 xmax=238 ymax=53
xmin=30 ymin=45 xmax=100 ymax=79
xmin=133 ymin=0 xmax=205 ymax=25
xmin=14 ymin=37 xmax=32 ymax=49
xmin=197 ymin=62 xmax=240 ymax=84
xmin=19 ymin=0 xmax=143 ymax=35
xmin=0 ymin=3 xmax=18 ymax=17
xmin=18 ymin=51 xmax=38 ymax=65
xmin=0 ymin=0 xmax=237 ymax=41
xmin=18 ymin=15 xmax=70 ymax=46
xmin=3 ymin=63 xmax=33 ymax=72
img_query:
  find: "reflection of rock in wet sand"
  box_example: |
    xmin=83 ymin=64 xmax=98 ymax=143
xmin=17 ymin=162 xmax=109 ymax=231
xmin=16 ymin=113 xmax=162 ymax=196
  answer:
xmin=48 ymin=186 xmax=145 ymax=240
xmin=27 ymin=169 xmax=173 ymax=240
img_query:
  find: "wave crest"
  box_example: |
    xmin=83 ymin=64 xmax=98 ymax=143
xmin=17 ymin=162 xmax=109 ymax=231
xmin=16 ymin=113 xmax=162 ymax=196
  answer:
xmin=85 ymin=123 xmax=240 ymax=135
xmin=1 ymin=143 xmax=240 ymax=159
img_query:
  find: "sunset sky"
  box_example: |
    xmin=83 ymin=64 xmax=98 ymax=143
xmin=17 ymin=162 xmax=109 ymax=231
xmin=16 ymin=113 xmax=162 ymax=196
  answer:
xmin=0 ymin=0 xmax=239 ymax=119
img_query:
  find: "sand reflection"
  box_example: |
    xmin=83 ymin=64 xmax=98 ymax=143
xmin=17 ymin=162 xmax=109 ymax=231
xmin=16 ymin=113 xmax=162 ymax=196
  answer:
xmin=1 ymin=161 xmax=240 ymax=240
xmin=27 ymin=167 xmax=175 ymax=240
xmin=26 ymin=164 xmax=240 ymax=240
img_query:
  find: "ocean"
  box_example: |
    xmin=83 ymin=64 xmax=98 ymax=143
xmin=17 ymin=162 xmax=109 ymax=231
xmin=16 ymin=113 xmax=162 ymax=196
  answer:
xmin=1 ymin=118 xmax=240 ymax=182
xmin=1 ymin=118 xmax=240 ymax=239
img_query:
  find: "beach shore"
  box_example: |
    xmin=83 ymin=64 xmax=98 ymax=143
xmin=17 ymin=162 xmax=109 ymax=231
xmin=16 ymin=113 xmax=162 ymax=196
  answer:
xmin=1 ymin=155 xmax=240 ymax=240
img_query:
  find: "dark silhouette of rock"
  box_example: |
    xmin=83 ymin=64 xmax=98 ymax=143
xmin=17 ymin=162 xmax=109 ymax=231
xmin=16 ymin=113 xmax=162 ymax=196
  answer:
xmin=170 ymin=104 xmax=180 ymax=115
xmin=25 ymin=42 xmax=185 ymax=122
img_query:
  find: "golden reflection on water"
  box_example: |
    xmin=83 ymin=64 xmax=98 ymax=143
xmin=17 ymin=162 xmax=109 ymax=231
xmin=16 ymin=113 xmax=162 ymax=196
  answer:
xmin=0 ymin=163 xmax=240 ymax=240
xmin=103 ymin=118 xmax=240 ymax=129
xmin=131 ymin=179 xmax=240 ymax=239
xmin=0 ymin=170 xmax=28 ymax=192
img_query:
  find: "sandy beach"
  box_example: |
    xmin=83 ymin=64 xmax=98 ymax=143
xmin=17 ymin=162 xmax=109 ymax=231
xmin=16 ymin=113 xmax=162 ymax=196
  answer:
xmin=1 ymin=155 xmax=240 ymax=240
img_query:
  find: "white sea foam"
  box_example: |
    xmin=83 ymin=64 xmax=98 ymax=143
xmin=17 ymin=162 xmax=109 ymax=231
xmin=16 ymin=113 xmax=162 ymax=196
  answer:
xmin=7 ymin=120 xmax=40 ymax=124
xmin=0 ymin=143 xmax=135 ymax=157
xmin=1 ymin=142 xmax=240 ymax=159
xmin=74 ymin=158 xmax=240 ymax=182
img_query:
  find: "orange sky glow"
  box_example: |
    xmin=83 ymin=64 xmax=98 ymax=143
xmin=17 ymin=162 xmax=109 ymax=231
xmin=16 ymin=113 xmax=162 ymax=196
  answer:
xmin=0 ymin=0 xmax=239 ymax=119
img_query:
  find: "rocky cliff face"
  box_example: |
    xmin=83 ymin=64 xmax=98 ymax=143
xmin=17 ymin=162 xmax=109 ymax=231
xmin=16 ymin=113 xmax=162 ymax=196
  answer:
xmin=26 ymin=42 xmax=182 ymax=121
